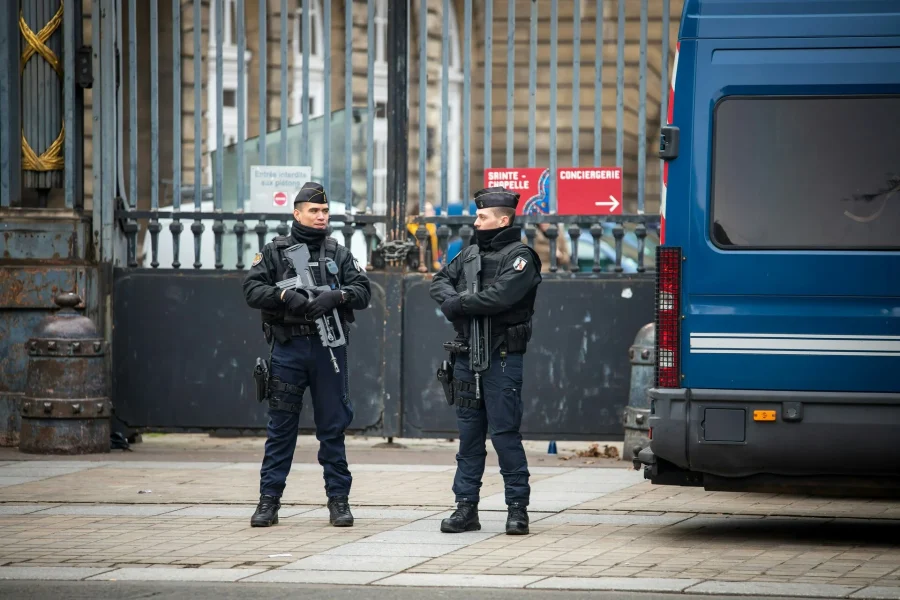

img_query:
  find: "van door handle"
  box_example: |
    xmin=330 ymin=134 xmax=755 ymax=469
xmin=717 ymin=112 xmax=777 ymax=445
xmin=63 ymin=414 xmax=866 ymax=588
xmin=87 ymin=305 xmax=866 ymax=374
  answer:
xmin=660 ymin=125 xmax=680 ymax=160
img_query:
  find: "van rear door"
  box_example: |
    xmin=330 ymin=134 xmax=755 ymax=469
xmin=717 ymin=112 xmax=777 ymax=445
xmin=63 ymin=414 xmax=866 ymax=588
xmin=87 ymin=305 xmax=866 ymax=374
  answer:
xmin=682 ymin=39 xmax=900 ymax=394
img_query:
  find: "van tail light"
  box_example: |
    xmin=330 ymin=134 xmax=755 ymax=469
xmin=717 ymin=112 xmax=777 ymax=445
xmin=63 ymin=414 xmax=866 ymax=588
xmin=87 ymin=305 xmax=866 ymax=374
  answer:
xmin=655 ymin=246 xmax=682 ymax=388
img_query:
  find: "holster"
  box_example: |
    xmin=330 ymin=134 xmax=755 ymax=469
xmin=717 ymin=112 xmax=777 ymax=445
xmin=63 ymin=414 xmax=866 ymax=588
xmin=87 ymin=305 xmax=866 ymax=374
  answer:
xmin=253 ymin=357 xmax=269 ymax=403
xmin=437 ymin=340 xmax=469 ymax=407
xmin=436 ymin=359 xmax=455 ymax=406
xmin=504 ymin=322 xmax=532 ymax=354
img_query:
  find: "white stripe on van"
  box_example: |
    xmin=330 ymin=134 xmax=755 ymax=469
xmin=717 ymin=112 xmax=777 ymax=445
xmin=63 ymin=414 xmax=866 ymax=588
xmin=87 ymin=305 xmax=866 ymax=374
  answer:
xmin=691 ymin=333 xmax=900 ymax=340
xmin=689 ymin=333 xmax=900 ymax=355
xmin=691 ymin=350 xmax=900 ymax=358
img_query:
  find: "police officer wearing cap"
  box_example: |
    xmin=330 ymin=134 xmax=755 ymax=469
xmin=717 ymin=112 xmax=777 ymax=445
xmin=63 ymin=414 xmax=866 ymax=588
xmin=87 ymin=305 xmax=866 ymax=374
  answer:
xmin=243 ymin=182 xmax=371 ymax=528
xmin=429 ymin=186 xmax=542 ymax=535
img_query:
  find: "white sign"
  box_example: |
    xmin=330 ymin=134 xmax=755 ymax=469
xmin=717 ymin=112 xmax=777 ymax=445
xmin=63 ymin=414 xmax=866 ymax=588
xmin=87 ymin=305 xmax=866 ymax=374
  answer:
xmin=249 ymin=165 xmax=313 ymax=211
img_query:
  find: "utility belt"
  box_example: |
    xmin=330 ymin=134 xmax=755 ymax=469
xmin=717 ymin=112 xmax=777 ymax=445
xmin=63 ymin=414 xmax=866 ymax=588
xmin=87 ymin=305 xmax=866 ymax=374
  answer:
xmin=436 ymin=320 xmax=532 ymax=409
xmin=262 ymin=321 xmax=318 ymax=344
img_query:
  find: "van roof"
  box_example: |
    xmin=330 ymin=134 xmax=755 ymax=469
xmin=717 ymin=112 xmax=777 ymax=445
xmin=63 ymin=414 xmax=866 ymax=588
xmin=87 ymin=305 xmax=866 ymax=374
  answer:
xmin=681 ymin=0 xmax=900 ymax=40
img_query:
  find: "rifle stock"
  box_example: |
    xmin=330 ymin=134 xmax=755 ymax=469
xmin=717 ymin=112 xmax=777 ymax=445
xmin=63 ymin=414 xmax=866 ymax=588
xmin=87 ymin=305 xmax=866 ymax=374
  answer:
xmin=282 ymin=243 xmax=347 ymax=373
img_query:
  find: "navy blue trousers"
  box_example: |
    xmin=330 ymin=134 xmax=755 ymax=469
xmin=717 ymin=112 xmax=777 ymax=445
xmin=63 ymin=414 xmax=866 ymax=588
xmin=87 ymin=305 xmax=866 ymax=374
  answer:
xmin=452 ymin=349 xmax=531 ymax=506
xmin=259 ymin=336 xmax=353 ymax=499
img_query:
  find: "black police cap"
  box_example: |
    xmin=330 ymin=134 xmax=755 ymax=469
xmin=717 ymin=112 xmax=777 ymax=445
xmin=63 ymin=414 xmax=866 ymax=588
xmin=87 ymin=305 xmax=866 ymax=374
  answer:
xmin=473 ymin=186 xmax=520 ymax=210
xmin=294 ymin=181 xmax=328 ymax=205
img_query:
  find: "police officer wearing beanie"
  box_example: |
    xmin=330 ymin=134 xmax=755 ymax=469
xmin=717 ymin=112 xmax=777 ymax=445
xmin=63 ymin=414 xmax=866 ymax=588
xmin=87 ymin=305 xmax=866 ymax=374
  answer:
xmin=243 ymin=182 xmax=371 ymax=528
xmin=429 ymin=186 xmax=542 ymax=535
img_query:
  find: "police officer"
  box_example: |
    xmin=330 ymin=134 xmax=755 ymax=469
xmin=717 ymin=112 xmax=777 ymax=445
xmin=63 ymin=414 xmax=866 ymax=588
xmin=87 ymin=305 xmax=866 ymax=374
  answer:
xmin=429 ymin=186 xmax=542 ymax=535
xmin=243 ymin=182 xmax=371 ymax=528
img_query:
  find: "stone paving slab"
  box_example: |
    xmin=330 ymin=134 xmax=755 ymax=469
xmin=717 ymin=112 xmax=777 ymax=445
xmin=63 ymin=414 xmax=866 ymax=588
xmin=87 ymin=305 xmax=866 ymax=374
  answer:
xmin=853 ymin=587 xmax=900 ymax=599
xmin=166 ymin=505 xmax=314 ymax=518
xmin=0 ymin=477 xmax=46 ymax=487
xmin=0 ymin=504 xmax=60 ymax=515
xmin=537 ymin=513 xmax=692 ymax=526
xmin=0 ymin=567 xmax=114 ymax=580
xmin=0 ymin=461 xmax=112 ymax=470
xmin=36 ymin=504 xmax=188 ymax=516
xmin=358 ymin=530 xmax=499 ymax=545
xmin=102 ymin=462 xmax=234 ymax=470
xmin=0 ymin=467 xmax=97 ymax=478
xmin=300 ymin=508 xmax=442 ymax=520
xmin=323 ymin=542 xmax=468 ymax=558
xmin=686 ymin=580 xmax=863 ymax=597
xmin=242 ymin=569 xmax=390 ymax=584
xmin=578 ymin=481 xmax=900 ymax=520
xmin=280 ymin=554 xmax=430 ymax=572
xmin=87 ymin=567 xmax=265 ymax=582
xmin=528 ymin=576 xmax=701 ymax=592
xmin=0 ymin=462 xmax=555 ymax=507
xmin=372 ymin=573 xmax=546 ymax=588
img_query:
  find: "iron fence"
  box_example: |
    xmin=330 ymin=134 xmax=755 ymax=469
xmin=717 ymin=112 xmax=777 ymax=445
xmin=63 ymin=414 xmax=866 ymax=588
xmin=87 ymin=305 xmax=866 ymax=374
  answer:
xmin=96 ymin=0 xmax=673 ymax=273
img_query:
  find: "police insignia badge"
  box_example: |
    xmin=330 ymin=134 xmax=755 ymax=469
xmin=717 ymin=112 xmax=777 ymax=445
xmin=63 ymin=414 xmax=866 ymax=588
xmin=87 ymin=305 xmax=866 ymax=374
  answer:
xmin=353 ymin=258 xmax=365 ymax=273
xmin=513 ymin=256 xmax=527 ymax=272
xmin=251 ymin=252 xmax=263 ymax=267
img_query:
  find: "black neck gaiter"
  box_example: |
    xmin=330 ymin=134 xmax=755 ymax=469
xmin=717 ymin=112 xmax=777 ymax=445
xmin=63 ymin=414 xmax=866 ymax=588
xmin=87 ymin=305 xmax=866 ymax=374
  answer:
xmin=475 ymin=226 xmax=509 ymax=251
xmin=291 ymin=221 xmax=327 ymax=247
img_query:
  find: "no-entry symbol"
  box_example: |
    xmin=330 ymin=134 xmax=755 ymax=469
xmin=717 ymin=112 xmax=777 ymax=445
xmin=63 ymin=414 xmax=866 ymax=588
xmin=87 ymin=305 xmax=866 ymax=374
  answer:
xmin=273 ymin=191 xmax=288 ymax=207
xmin=556 ymin=167 xmax=623 ymax=215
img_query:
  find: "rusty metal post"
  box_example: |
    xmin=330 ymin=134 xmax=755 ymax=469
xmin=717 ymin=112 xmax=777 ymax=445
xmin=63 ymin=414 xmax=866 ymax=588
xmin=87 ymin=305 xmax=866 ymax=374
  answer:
xmin=19 ymin=292 xmax=111 ymax=454
xmin=622 ymin=322 xmax=655 ymax=462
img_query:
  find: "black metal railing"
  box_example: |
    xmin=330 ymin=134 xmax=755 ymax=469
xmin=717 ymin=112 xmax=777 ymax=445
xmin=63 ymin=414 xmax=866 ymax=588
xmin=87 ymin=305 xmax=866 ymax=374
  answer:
xmin=410 ymin=213 xmax=661 ymax=275
xmin=116 ymin=208 xmax=388 ymax=271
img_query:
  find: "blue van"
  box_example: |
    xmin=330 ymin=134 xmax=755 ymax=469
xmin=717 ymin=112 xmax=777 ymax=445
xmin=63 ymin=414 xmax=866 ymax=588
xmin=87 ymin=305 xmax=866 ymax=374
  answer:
xmin=635 ymin=0 xmax=900 ymax=494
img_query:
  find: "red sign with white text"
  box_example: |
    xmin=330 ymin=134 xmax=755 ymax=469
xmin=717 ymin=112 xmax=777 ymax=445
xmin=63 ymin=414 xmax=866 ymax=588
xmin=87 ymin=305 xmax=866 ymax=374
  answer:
xmin=484 ymin=168 xmax=550 ymax=215
xmin=556 ymin=167 xmax=623 ymax=215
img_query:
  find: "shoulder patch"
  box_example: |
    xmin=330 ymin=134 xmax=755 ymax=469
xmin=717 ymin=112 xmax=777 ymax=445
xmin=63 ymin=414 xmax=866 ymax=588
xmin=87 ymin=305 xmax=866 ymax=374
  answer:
xmin=251 ymin=252 xmax=263 ymax=267
xmin=353 ymin=257 xmax=365 ymax=273
xmin=513 ymin=256 xmax=528 ymax=272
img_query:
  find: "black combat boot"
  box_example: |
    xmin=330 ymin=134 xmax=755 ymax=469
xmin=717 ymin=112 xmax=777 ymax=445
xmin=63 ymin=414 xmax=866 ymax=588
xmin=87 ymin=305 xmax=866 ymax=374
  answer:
xmin=440 ymin=501 xmax=481 ymax=533
xmin=327 ymin=495 xmax=354 ymax=527
xmin=506 ymin=502 xmax=529 ymax=535
xmin=250 ymin=494 xmax=280 ymax=527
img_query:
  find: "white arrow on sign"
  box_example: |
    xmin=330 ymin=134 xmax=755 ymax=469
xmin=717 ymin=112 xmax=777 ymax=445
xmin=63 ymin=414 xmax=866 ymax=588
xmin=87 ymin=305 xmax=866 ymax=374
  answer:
xmin=595 ymin=195 xmax=620 ymax=213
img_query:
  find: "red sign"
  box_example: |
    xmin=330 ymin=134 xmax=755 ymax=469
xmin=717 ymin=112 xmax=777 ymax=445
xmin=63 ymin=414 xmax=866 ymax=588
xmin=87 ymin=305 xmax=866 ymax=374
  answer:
xmin=556 ymin=167 xmax=623 ymax=215
xmin=484 ymin=168 xmax=550 ymax=215
xmin=273 ymin=191 xmax=288 ymax=207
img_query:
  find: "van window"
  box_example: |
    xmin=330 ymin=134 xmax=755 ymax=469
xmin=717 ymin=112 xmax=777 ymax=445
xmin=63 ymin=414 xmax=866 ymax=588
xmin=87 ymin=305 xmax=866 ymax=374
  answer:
xmin=710 ymin=96 xmax=900 ymax=250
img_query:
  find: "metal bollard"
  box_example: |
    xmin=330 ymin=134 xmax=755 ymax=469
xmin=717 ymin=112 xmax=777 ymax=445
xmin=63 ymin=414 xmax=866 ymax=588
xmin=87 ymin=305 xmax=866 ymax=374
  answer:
xmin=622 ymin=323 xmax=655 ymax=462
xmin=19 ymin=293 xmax=111 ymax=454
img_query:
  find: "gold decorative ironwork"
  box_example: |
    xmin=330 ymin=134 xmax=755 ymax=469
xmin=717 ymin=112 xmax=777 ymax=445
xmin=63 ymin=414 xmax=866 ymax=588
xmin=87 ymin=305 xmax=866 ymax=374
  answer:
xmin=20 ymin=1 xmax=65 ymax=172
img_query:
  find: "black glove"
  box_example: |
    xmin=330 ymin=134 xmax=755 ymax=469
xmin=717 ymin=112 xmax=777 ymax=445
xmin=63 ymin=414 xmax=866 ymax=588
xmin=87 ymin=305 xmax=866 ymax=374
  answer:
xmin=282 ymin=289 xmax=309 ymax=316
xmin=440 ymin=296 xmax=464 ymax=322
xmin=306 ymin=289 xmax=343 ymax=320
xmin=451 ymin=317 xmax=468 ymax=335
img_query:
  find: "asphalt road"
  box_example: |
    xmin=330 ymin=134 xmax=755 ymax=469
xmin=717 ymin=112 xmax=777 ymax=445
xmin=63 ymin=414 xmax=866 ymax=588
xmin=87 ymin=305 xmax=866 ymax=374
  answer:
xmin=0 ymin=582 xmax=816 ymax=600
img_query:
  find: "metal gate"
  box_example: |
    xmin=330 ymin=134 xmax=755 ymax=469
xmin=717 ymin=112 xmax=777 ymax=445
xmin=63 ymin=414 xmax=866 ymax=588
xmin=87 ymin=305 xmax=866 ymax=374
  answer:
xmin=1 ymin=0 xmax=677 ymax=441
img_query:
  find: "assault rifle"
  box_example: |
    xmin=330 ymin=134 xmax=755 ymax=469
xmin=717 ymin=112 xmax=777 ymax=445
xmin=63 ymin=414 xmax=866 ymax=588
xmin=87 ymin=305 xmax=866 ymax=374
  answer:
xmin=283 ymin=243 xmax=346 ymax=373
xmin=463 ymin=252 xmax=490 ymax=400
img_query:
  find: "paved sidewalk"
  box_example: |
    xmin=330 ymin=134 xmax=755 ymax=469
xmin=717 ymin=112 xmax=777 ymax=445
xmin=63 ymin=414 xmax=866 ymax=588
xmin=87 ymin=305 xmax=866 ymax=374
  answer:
xmin=0 ymin=436 xmax=898 ymax=598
